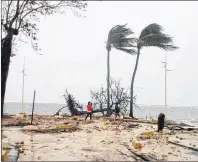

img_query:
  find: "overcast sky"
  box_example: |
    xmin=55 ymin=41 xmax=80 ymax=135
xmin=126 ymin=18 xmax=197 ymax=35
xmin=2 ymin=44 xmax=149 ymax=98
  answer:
xmin=5 ymin=1 xmax=198 ymax=106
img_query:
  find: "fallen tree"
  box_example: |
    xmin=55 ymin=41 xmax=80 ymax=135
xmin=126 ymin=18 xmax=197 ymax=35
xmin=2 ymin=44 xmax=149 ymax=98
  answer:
xmin=54 ymin=89 xmax=115 ymax=116
xmin=91 ymin=78 xmax=139 ymax=117
xmin=56 ymin=80 xmax=140 ymax=117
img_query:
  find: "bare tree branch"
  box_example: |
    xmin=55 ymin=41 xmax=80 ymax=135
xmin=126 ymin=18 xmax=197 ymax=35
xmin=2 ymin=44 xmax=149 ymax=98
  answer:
xmin=91 ymin=78 xmax=137 ymax=116
xmin=9 ymin=0 xmax=20 ymax=28
xmin=6 ymin=0 xmax=13 ymax=25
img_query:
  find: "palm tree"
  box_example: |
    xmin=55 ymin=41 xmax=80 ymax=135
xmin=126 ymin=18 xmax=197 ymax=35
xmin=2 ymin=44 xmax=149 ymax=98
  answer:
xmin=106 ymin=24 xmax=137 ymax=114
xmin=129 ymin=23 xmax=179 ymax=118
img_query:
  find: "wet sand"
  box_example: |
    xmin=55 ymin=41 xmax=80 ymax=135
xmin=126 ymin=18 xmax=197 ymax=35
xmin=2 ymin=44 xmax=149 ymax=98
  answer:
xmin=2 ymin=116 xmax=198 ymax=161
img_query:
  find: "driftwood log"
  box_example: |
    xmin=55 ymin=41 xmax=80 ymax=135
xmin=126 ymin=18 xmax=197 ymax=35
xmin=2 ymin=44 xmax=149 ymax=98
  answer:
xmin=166 ymin=125 xmax=198 ymax=131
xmin=168 ymin=141 xmax=198 ymax=152
xmin=125 ymin=145 xmax=157 ymax=161
xmin=116 ymin=149 xmax=139 ymax=161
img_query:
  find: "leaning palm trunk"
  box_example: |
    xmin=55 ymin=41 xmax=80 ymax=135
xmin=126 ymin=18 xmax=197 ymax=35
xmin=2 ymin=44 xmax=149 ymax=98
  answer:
xmin=1 ymin=31 xmax=13 ymax=117
xmin=129 ymin=23 xmax=178 ymax=117
xmin=129 ymin=48 xmax=140 ymax=117
xmin=106 ymin=24 xmax=137 ymax=115
xmin=107 ymin=49 xmax=110 ymax=113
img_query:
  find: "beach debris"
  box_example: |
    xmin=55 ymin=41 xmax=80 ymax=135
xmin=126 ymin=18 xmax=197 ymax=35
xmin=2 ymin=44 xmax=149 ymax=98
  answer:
xmin=100 ymin=118 xmax=105 ymax=122
xmin=151 ymin=119 xmax=158 ymax=124
xmin=127 ymin=123 xmax=139 ymax=128
xmin=71 ymin=116 xmax=79 ymax=120
xmin=103 ymin=121 xmax=110 ymax=125
xmin=168 ymin=140 xmax=198 ymax=152
xmin=101 ymin=140 xmax=105 ymax=143
xmin=147 ymin=153 xmax=157 ymax=160
xmin=21 ymin=124 xmax=81 ymax=134
xmin=125 ymin=145 xmax=157 ymax=161
xmin=94 ymin=114 xmax=101 ymax=119
xmin=116 ymin=149 xmax=138 ymax=160
xmin=20 ymin=141 xmax=24 ymax=145
xmin=176 ymin=136 xmax=185 ymax=140
xmin=57 ymin=124 xmax=73 ymax=129
xmin=143 ymin=131 xmax=154 ymax=137
xmin=162 ymin=154 xmax=168 ymax=159
xmin=139 ymin=131 xmax=159 ymax=140
xmin=82 ymin=148 xmax=92 ymax=152
xmin=108 ymin=141 xmax=114 ymax=144
xmin=167 ymin=125 xmax=198 ymax=131
xmin=93 ymin=126 xmax=101 ymax=131
xmin=39 ymin=145 xmax=48 ymax=149
xmin=86 ymin=129 xmax=92 ymax=133
xmin=132 ymin=140 xmax=142 ymax=149
xmin=84 ymin=120 xmax=94 ymax=124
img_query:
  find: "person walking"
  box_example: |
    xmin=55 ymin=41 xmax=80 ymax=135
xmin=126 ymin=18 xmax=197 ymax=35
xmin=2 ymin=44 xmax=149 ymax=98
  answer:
xmin=85 ymin=102 xmax=93 ymax=121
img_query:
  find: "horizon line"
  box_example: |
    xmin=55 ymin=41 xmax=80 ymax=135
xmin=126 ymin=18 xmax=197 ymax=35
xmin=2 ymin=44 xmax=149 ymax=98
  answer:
xmin=4 ymin=101 xmax=198 ymax=108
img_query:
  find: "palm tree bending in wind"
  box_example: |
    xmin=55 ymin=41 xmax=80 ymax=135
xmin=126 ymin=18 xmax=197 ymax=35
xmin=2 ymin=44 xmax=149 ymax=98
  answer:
xmin=129 ymin=23 xmax=179 ymax=118
xmin=106 ymin=24 xmax=137 ymax=114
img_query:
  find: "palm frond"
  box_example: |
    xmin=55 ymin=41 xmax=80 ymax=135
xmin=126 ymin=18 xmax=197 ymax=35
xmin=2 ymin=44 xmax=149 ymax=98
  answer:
xmin=139 ymin=23 xmax=163 ymax=39
xmin=139 ymin=23 xmax=179 ymax=51
xmin=114 ymin=46 xmax=137 ymax=55
xmin=112 ymin=38 xmax=137 ymax=48
xmin=143 ymin=44 xmax=179 ymax=51
xmin=108 ymin=24 xmax=128 ymax=36
xmin=108 ymin=24 xmax=133 ymax=38
xmin=142 ymin=34 xmax=173 ymax=44
xmin=107 ymin=24 xmax=134 ymax=45
xmin=107 ymin=24 xmax=137 ymax=54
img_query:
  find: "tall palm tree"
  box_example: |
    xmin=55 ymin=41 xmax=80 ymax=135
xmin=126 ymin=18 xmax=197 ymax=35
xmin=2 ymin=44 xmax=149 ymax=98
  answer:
xmin=129 ymin=23 xmax=179 ymax=118
xmin=106 ymin=24 xmax=137 ymax=113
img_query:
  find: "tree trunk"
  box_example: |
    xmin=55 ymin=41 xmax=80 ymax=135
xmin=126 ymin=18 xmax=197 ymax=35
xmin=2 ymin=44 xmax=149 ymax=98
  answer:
xmin=31 ymin=90 xmax=36 ymax=125
xmin=68 ymin=108 xmax=115 ymax=116
xmin=129 ymin=48 xmax=140 ymax=117
xmin=1 ymin=31 xmax=13 ymax=117
xmin=100 ymin=103 xmax=105 ymax=116
xmin=107 ymin=49 xmax=110 ymax=113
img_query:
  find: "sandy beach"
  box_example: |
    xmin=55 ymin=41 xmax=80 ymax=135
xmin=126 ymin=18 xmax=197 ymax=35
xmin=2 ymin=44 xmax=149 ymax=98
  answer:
xmin=2 ymin=115 xmax=198 ymax=161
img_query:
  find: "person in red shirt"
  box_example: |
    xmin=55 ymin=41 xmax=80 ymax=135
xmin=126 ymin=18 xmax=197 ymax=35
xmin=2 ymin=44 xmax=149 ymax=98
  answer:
xmin=85 ymin=102 xmax=93 ymax=121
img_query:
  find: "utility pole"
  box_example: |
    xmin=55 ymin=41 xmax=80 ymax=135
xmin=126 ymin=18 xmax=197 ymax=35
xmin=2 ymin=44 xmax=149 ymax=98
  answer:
xmin=162 ymin=52 xmax=171 ymax=119
xmin=21 ymin=57 xmax=27 ymax=114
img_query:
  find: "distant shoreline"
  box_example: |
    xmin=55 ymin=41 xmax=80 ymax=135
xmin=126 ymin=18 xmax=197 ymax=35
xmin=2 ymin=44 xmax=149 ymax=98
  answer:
xmin=4 ymin=102 xmax=198 ymax=108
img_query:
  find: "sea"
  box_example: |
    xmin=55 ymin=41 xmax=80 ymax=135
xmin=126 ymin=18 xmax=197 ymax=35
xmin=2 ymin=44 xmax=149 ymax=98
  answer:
xmin=4 ymin=102 xmax=198 ymax=124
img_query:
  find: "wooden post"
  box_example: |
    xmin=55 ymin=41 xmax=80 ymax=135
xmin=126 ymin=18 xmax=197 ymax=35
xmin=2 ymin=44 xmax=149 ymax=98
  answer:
xmin=31 ymin=90 xmax=36 ymax=125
